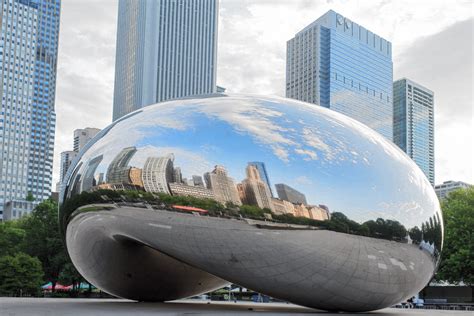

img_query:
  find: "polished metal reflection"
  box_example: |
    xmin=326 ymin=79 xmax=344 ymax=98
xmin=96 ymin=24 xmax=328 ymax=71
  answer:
xmin=60 ymin=94 xmax=443 ymax=312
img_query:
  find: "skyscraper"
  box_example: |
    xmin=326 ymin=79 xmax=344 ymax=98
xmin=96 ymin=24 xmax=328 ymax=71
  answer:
xmin=204 ymin=165 xmax=241 ymax=206
xmin=248 ymin=162 xmax=273 ymax=197
xmin=142 ymin=154 xmax=174 ymax=194
xmin=173 ymin=167 xmax=183 ymax=184
xmin=286 ymin=10 xmax=393 ymax=139
xmin=240 ymin=165 xmax=274 ymax=211
xmin=275 ymin=183 xmax=307 ymax=205
xmin=106 ymin=147 xmax=137 ymax=184
xmin=112 ymin=0 xmax=219 ymax=121
xmin=0 ymin=0 xmax=61 ymax=220
xmin=192 ymin=175 xmax=205 ymax=187
xmin=73 ymin=127 xmax=101 ymax=152
xmin=393 ymin=78 xmax=434 ymax=186
xmin=80 ymin=155 xmax=103 ymax=192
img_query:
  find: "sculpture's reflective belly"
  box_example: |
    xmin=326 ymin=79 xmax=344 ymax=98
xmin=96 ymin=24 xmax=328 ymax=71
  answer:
xmin=60 ymin=94 xmax=443 ymax=312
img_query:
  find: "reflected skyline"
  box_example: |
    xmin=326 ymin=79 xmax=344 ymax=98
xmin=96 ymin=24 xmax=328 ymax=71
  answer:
xmin=78 ymin=148 xmax=330 ymax=222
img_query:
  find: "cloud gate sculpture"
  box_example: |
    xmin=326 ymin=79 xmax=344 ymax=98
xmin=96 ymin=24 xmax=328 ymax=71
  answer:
xmin=60 ymin=94 xmax=443 ymax=312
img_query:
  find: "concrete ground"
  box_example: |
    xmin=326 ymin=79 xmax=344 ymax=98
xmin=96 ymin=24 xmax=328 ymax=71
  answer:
xmin=0 ymin=298 xmax=471 ymax=315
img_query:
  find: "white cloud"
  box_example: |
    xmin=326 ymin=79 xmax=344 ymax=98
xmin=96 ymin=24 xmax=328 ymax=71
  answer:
xmin=294 ymin=148 xmax=318 ymax=161
xmin=294 ymin=175 xmax=313 ymax=185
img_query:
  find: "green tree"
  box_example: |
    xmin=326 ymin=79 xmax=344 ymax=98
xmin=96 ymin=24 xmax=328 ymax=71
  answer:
xmin=0 ymin=253 xmax=44 ymax=296
xmin=436 ymin=187 xmax=474 ymax=285
xmin=0 ymin=220 xmax=26 ymax=256
xmin=20 ymin=199 xmax=68 ymax=292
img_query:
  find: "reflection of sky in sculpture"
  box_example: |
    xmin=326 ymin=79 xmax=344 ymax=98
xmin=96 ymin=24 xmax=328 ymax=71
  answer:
xmin=68 ymin=94 xmax=440 ymax=230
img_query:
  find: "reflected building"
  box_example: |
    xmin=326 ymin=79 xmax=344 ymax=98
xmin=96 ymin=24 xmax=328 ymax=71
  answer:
xmin=286 ymin=10 xmax=393 ymax=140
xmin=173 ymin=167 xmax=183 ymax=184
xmin=97 ymin=173 xmax=105 ymax=185
xmin=142 ymin=155 xmax=174 ymax=194
xmin=95 ymin=183 xmax=139 ymax=191
xmin=128 ymin=167 xmax=144 ymax=188
xmin=81 ymin=155 xmax=103 ymax=192
xmin=294 ymin=204 xmax=310 ymax=218
xmin=169 ymin=183 xmax=215 ymax=200
xmin=275 ymin=183 xmax=307 ymax=205
xmin=192 ymin=175 xmax=205 ymax=187
xmin=204 ymin=165 xmax=241 ymax=206
xmin=307 ymin=205 xmax=330 ymax=221
xmin=248 ymin=162 xmax=273 ymax=197
xmin=236 ymin=183 xmax=246 ymax=203
xmin=393 ymin=78 xmax=434 ymax=186
xmin=106 ymin=147 xmax=137 ymax=184
xmin=271 ymin=198 xmax=295 ymax=215
xmin=241 ymin=165 xmax=274 ymax=211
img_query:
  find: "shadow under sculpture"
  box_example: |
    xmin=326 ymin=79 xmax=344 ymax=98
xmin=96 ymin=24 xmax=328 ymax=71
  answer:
xmin=60 ymin=94 xmax=443 ymax=312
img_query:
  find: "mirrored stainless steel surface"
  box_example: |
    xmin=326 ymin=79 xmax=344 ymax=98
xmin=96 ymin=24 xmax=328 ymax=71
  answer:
xmin=60 ymin=94 xmax=443 ymax=312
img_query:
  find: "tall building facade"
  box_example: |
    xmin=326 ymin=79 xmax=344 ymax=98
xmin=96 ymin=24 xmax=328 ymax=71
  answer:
xmin=248 ymin=162 xmax=273 ymax=197
xmin=80 ymin=154 xmax=103 ymax=192
xmin=241 ymin=165 xmax=274 ymax=211
xmin=106 ymin=147 xmax=137 ymax=184
xmin=112 ymin=0 xmax=219 ymax=121
xmin=73 ymin=127 xmax=101 ymax=152
xmin=142 ymin=154 xmax=174 ymax=194
xmin=435 ymin=180 xmax=472 ymax=200
xmin=204 ymin=165 xmax=241 ymax=206
xmin=286 ymin=10 xmax=393 ymax=139
xmin=275 ymin=183 xmax=307 ymax=205
xmin=393 ymin=78 xmax=434 ymax=185
xmin=0 ymin=0 xmax=61 ymax=220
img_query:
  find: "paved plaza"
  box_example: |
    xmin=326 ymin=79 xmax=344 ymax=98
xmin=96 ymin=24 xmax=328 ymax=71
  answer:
xmin=0 ymin=298 xmax=471 ymax=315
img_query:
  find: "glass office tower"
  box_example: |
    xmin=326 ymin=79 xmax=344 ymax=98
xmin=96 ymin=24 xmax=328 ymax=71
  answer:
xmin=286 ymin=10 xmax=393 ymax=140
xmin=393 ymin=78 xmax=434 ymax=186
xmin=0 ymin=0 xmax=61 ymax=220
xmin=248 ymin=162 xmax=273 ymax=197
xmin=113 ymin=0 xmax=219 ymax=121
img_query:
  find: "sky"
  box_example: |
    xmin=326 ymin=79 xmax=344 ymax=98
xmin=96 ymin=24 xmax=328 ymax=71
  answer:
xmin=53 ymin=0 xmax=474 ymax=187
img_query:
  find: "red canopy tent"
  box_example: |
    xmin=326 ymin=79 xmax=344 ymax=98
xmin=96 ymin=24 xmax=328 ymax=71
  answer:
xmin=172 ymin=205 xmax=208 ymax=214
xmin=41 ymin=282 xmax=72 ymax=291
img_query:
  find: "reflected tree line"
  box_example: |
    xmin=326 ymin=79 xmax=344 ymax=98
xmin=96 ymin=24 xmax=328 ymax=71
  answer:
xmin=408 ymin=213 xmax=443 ymax=249
xmin=61 ymin=189 xmax=441 ymax=251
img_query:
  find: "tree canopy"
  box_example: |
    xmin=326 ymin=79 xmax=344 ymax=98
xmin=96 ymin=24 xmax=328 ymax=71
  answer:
xmin=0 ymin=252 xmax=43 ymax=296
xmin=436 ymin=187 xmax=474 ymax=285
xmin=0 ymin=220 xmax=26 ymax=256
xmin=20 ymin=199 xmax=68 ymax=290
xmin=0 ymin=198 xmax=86 ymax=296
